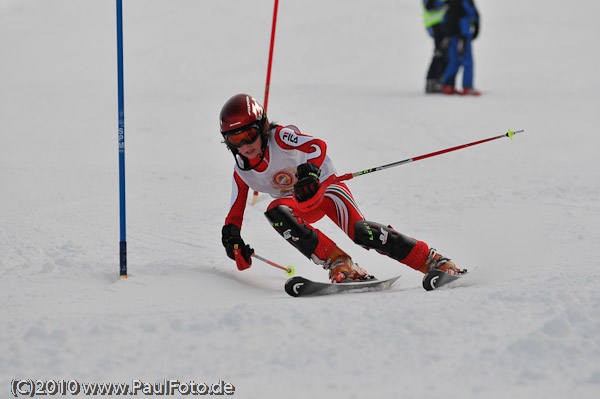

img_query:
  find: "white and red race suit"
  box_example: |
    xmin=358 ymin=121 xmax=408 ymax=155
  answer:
xmin=224 ymin=125 xmax=430 ymax=267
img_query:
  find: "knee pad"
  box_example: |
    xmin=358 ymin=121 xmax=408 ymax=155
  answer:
xmin=264 ymin=205 xmax=319 ymax=259
xmin=353 ymin=220 xmax=417 ymax=261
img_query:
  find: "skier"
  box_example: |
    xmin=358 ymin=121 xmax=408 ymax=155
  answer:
xmin=423 ymin=0 xmax=450 ymax=93
xmin=220 ymin=94 xmax=463 ymax=283
xmin=441 ymin=0 xmax=481 ymax=95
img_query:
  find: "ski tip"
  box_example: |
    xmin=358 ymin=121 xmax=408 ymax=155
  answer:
xmin=284 ymin=276 xmax=306 ymax=297
xmin=422 ymin=270 xmax=462 ymax=291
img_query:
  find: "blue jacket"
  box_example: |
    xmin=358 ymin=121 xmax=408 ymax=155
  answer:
xmin=444 ymin=0 xmax=479 ymax=39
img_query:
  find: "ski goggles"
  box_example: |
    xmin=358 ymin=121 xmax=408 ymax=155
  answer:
xmin=224 ymin=124 xmax=261 ymax=148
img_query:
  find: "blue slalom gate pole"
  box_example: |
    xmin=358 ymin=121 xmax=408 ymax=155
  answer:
xmin=116 ymin=0 xmax=127 ymax=278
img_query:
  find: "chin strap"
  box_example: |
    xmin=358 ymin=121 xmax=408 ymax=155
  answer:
xmin=230 ymin=141 xmax=269 ymax=171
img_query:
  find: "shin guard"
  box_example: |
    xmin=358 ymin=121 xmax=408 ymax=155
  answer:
xmin=264 ymin=205 xmax=319 ymax=259
xmin=353 ymin=220 xmax=417 ymax=261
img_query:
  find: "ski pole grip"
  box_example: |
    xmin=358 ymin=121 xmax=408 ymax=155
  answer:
xmin=233 ymin=244 xmax=252 ymax=271
xmin=336 ymin=173 xmax=354 ymax=182
xmin=295 ymin=174 xmax=339 ymax=212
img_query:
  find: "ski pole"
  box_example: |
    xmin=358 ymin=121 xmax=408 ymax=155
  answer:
xmin=252 ymin=0 xmax=280 ymax=207
xmin=297 ymin=129 xmax=524 ymax=211
xmin=253 ymin=253 xmax=295 ymax=276
xmin=337 ymin=129 xmax=524 ymax=182
xmin=233 ymin=246 xmax=294 ymax=275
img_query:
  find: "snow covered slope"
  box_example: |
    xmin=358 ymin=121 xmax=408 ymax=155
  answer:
xmin=1 ymin=1 xmax=599 ymax=398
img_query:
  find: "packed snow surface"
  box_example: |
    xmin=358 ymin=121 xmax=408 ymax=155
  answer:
xmin=1 ymin=1 xmax=599 ymax=398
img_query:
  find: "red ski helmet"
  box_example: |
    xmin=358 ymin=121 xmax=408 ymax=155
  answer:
xmin=220 ymin=93 xmax=266 ymax=134
xmin=219 ymin=94 xmax=270 ymax=169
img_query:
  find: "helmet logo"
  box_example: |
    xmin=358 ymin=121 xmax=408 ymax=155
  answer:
xmin=246 ymin=95 xmax=263 ymax=120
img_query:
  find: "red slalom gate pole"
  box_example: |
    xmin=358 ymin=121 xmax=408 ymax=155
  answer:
xmin=252 ymin=0 xmax=280 ymax=206
xmin=297 ymin=129 xmax=525 ymax=212
xmin=263 ymin=0 xmax=279 ymax=112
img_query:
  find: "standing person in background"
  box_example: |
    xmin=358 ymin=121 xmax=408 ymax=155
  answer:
xmin=423 ymin=0 xmax=450 ymax=93
xmin=441 ymin=0 xmax=481 ymax=96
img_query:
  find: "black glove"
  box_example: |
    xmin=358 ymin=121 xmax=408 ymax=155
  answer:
xmin=472 ymin=21 xmax=479 ymax=40
xmin=221 ymin=223 xmax=254 ymax=263
xmin=294 ymin=162 xmax=321 ymax=203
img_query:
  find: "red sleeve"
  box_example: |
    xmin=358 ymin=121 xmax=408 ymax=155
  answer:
xmin=224 ymin=171 xmax=249 ymax=228
xmin=274 ymin=125 xmax=327 ymax=167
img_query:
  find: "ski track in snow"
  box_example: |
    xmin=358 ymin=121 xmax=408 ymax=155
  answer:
xmin=2 ymin=1 xmax=600 ymax=398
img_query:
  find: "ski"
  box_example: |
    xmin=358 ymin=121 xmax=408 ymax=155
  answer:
xmin=422 ymin=269 xmax=468 ymax=291
xmin=285 ymin=275 xmax=400 ymax=297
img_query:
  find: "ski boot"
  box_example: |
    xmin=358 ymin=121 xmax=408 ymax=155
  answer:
xmin=326 ymin=247 xmax=373 ymax=283
xmin=426 ymin=79 xmax=443 ymax=94
xmin=417 ymin=248 xmax=463 ymax=276
xmin=442 ymin=85 xmax=460 ymax=95
xmin=461 ymin=87 xmax=481 ymax=96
